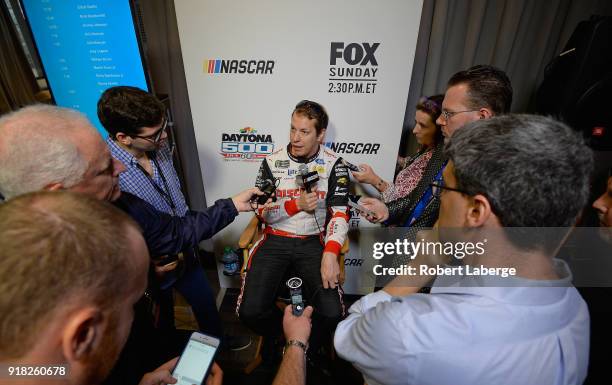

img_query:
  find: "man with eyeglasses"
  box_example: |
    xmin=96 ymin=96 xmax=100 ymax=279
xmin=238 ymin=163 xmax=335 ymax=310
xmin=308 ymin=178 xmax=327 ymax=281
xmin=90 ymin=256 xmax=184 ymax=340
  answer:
xmin=98 ymin=87 xmax=184 ymax=216
xmin=97 ymin=86 xmax=252 ymax=351
xmin=361 ymin=65 xmax=512 ymax=224
xmin=0 ymin=104 xmax=261 ymax=384
xmin=335 ymin=114 xmax=591 ymax=385
xmin=436 ymin=64 xmax=512 ymax=141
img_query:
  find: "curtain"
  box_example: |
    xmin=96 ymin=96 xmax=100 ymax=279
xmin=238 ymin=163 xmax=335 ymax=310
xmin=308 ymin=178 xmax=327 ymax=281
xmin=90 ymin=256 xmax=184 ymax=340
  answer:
xmin=401 ymin=0 xmax=612 ymax=156
xmin=137 ymin=0 xmax=612 ymax=197
xmin=0 ymin=0 xmax=38 ymax=114
xmin=136 ymin=0 xmax=209 ymax=211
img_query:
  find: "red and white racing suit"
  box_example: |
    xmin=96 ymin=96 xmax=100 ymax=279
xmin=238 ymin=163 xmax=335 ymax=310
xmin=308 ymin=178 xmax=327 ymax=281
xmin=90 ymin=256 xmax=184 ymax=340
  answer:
xmin=237 ymin=144 xmax=350 ymax=339
xmin=255 ymin=144 xmax=350 ymax=252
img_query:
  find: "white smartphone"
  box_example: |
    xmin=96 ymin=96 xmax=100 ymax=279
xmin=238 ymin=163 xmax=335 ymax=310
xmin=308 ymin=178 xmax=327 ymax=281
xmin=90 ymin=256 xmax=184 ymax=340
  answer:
xmin=172 ymin=332 xmax=220 ymax=385
xmin=348 ymin=200 xmax=377 ymax=218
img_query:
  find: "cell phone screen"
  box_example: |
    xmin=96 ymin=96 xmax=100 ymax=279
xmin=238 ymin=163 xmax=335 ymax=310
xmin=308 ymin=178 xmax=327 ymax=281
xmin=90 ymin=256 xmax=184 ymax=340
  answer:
xmin=172 ymin=335 xmax=218 ymax=385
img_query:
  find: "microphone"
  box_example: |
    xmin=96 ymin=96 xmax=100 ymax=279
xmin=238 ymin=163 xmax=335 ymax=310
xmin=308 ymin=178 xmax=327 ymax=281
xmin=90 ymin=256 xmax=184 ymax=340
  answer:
xmin=297 ymin=164 xmax=319 ymax=193
xmin=250 ymin=178 xmax=277 ymax=205
xmin=297 ymin=164 xmax=308 ymax=191
xmin=286 ymin=277 xmax=304 ymax=316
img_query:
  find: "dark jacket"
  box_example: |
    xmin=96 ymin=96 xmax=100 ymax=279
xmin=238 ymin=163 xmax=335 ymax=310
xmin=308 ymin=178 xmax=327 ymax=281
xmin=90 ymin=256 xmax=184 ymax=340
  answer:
xmin=386 ymin=141 xmax=447 ymax=227
xmin=103 ymin=192 xmax=238 ymax=385
xmin=382 ymin=142 xmax=447 ymax=271
xmin=114 ymin=192 xmax=238 ymax=258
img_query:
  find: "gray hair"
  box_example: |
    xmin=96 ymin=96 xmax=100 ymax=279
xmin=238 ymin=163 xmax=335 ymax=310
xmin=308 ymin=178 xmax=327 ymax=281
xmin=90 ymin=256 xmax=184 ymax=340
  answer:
xmin=445 ymin=114 xmax=593 ymax=230
xmin=0 ymin=105 xmax=91 ymax=199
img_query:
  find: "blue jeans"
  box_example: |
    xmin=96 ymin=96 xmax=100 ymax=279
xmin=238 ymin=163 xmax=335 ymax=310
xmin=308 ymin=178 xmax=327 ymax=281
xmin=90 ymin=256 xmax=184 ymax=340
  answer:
xmin=158 ymin=249 xmax=223 ymax=338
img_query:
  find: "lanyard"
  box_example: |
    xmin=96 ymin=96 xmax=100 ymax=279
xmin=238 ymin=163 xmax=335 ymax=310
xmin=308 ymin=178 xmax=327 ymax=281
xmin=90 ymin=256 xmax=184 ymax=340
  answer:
xmin=136 ymin=155 xmax=177 ymax=216
xmin=404 ymin=163 xmax=446 ymax=227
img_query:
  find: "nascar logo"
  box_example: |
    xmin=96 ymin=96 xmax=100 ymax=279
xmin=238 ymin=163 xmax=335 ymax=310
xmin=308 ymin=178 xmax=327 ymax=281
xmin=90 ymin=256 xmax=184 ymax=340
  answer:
xmin=205 ymin=59 xmax=274 ymax=74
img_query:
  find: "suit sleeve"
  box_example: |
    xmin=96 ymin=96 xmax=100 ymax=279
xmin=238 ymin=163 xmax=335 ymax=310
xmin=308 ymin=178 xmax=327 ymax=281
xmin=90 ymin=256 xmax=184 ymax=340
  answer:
xmin=116 ymin=193 xmax=238 ymax=258
xmin=324 ymin=158 xmax=350 ymax=255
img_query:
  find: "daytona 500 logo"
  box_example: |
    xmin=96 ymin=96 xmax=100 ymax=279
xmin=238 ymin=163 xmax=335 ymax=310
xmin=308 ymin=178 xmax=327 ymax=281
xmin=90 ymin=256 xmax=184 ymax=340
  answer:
xmin=220 ymin=127 xmax=274 ymax=162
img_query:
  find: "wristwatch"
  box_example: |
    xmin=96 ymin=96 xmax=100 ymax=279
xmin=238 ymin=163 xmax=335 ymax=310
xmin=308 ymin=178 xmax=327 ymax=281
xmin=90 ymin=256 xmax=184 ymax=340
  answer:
xmin=283 ymin=339 xmax=308 ymax=355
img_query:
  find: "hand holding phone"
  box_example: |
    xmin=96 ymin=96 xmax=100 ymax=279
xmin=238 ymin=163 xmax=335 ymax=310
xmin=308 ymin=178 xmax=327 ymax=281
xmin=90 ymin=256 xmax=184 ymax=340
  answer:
xmin=286 ymin=277 xmax=305 ymax=316
xmin=342 ymin=159 xmax=363 ymax=172
xmin=348 ymin=199 xmax=377 ymax=218
xmin=171 ymin=332 xmax=220 ymax=385
xmin=138 ymin=357 xmax=178 ymax=385
xmin=281 ymin=303 xmax=313 ymax=355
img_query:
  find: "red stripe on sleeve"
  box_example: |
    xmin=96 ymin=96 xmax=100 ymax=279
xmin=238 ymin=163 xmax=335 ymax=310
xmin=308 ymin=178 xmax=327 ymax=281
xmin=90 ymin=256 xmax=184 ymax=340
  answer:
xmin=284 ymin=199 xmax=300 ymax=216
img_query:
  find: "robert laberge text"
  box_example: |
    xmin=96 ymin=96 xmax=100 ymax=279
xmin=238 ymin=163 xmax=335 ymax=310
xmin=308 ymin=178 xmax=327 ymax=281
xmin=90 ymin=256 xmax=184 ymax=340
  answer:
xmin=373 ymin=264 xmax=517 ymax=278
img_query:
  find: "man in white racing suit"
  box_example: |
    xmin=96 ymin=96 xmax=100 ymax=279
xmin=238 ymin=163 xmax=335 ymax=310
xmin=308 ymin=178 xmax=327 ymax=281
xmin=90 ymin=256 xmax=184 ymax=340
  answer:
xmin=237 ymin=100 xmax=350 ymax=359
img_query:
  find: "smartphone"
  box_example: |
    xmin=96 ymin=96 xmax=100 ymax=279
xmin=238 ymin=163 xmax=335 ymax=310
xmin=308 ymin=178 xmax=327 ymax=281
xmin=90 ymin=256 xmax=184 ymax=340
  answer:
xmin=348 ymin=200 xmax=377 ymax=218
xmin=342 ymin=159 xmax=362 ymax=172
xmin=171 ymin=332 xmax=220 ymax=385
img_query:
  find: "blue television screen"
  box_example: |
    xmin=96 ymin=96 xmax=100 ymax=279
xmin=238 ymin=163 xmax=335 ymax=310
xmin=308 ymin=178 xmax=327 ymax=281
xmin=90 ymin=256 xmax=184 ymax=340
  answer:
xmin=21 ymin=0 xmax=149 ymax=135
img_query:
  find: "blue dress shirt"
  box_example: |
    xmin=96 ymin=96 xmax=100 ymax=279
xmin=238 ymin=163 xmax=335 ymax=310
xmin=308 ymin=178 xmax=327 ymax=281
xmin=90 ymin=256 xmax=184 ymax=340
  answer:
xmin=108 ymin=138 xmax=188 ymax=216
xmin=334 ymin=259 xmax=589 ymax=385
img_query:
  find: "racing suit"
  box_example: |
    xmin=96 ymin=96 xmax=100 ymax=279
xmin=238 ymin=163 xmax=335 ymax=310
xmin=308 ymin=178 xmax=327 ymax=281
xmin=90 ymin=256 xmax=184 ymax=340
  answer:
xmin=237 ymin=144 xmax=350 ymax=340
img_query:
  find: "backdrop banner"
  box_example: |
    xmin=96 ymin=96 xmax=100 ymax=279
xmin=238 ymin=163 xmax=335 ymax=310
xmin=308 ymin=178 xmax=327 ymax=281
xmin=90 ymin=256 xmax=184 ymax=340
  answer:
xmin=175 ymin=0 xmax=423 ymax=293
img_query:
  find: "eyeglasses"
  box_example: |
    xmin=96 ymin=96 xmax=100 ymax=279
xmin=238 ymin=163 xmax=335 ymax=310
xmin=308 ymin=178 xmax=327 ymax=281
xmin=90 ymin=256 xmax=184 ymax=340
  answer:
xmin=440 ymin=109 xmax=478 ymax=121
xmin=131 ymin=118 xmax=168 ymax=143
xmin=430 ymin=181 xmax=471 ymax=197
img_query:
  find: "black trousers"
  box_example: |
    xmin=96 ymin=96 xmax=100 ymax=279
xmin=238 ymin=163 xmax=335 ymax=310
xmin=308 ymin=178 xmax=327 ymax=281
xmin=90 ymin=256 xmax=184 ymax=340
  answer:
xmin=238 ymin=234 xmax=344 ymax=343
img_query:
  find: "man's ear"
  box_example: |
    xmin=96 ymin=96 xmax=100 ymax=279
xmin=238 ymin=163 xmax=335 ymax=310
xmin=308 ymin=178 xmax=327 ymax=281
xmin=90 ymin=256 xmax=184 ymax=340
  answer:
xmin=61 ymin=307 xmax=104 ymax=362
xmin=478 ymin=108 xmax=493 ymax=120
xmin=115 ymin=132 xmax=132 ymax=146
xmin=317 ymin=128 xmax=327 ymax=143
xmin=44 ymin=182 xmax=64 ymax=191
xmin=465 ymin=194 xmax=492 ymax=227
